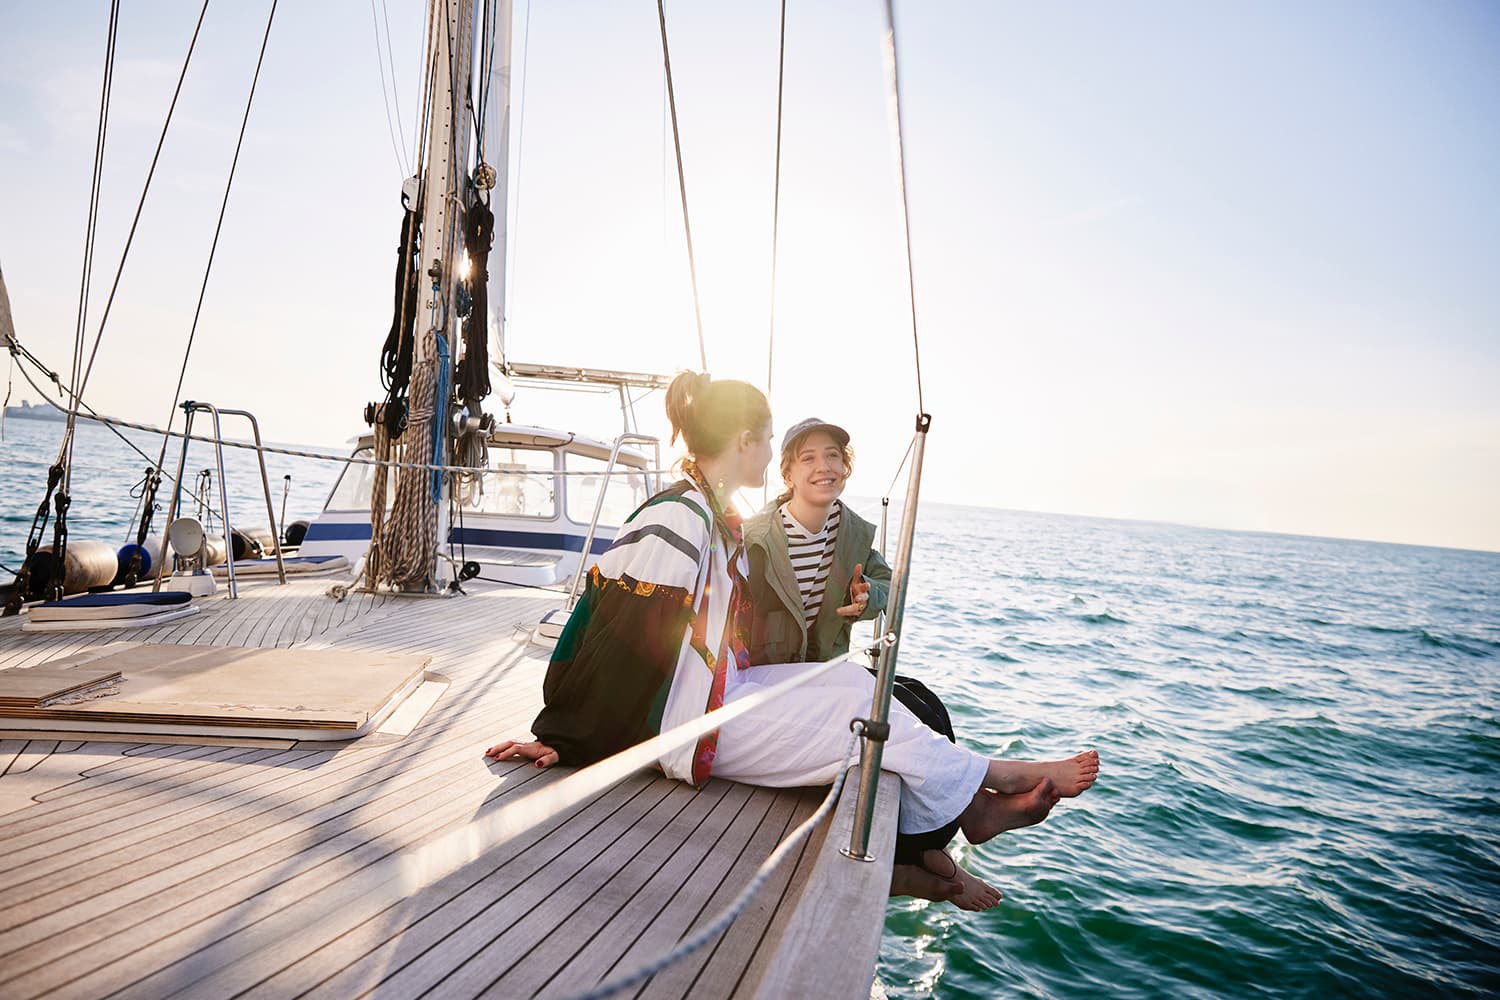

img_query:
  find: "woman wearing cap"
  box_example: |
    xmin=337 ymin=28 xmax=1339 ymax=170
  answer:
xmin=486 ymin=373 xmax=1099 ymax=896
xmin=744 ymin=419 xmax=1002 ymax=908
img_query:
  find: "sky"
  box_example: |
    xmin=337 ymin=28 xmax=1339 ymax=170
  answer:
xmin=1 ymin=1 xmax=1497 ymax=552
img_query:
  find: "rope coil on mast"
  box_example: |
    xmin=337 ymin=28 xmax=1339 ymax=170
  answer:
xmin=375 ymin=0 xmax=456 ymax=593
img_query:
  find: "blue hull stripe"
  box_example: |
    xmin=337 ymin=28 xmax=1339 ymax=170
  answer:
xmin=303 ymin=521 xmax=610 ymax=555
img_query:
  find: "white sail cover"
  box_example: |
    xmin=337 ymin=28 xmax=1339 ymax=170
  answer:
xmin=482 ymin=0 xmax=513 ymax=378
xmin=0 ymin=263 xmax=16 ymax=351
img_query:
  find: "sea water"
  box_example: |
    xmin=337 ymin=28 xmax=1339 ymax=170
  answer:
xmin=2 ymin=417 xmax=1497 ymax=997
xmin=0 ymin=414 xmax=344 ymax=574
xmin=871 ymin=501 xmax=1500 ymax=999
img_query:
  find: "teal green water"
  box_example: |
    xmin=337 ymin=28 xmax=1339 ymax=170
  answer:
xmin=873 ymin=503 xmax=1500 ymax=998
xmin=3 ymin=417 xmax=1497 ymax=997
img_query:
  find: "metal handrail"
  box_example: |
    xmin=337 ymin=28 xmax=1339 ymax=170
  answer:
xmin=562 ymin=432 xmax=661 ymax=611
xmin=151 ymin=401 xmax=287 ymax=598
xmin=843 ymin=413 xmax=931 ymax=862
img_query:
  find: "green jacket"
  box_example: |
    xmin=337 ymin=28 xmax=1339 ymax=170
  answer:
xmin=744 ymin=500 xmax=892 ymax=664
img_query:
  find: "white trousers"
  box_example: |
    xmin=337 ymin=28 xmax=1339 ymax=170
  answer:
xmin=710 ymin=659 xmax=989 ymax=835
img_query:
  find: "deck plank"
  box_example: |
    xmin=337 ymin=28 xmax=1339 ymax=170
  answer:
xmin=636 ymin=788 xmax=821 ymax=1000
xmin=495 ymin=779 xmax=761 ymax=999
xmin=741 ymin=768 xmax=899 ymax=999
xmin=111 ymin=772 xmax=668 ymax=1000
xmin=0 ymin=579 xmax=898 ymax=1000
xmin=0 ymin=667 xmax=543 ymax=911
xmin=469 ymin=779 xmax=731 ymax=999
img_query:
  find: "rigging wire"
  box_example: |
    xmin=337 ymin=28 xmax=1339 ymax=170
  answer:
xmin=7 ymin=357 xmax=220 ymax=519
xmin=64 ymin=0 xmax=214 ymax=487
xmin=879 ymin=0 xmax=926 ymax=416
xmin=762 ymin=0 xmax=789 ymax=507
xmin=883 ymin=432 xmax=917 ymax=499
xmin=149 ymin=0 xmax=280 ymax=481
xmin=766 ymin=0 xmax=787 ymax=399
xmin=369 ymin=0 xmax=411 ymax=177
xmin=380 ymin=0 xmax=412 ymax=170
xmin=411 ymin=0 xmax=438 ymax=175
xmin=64 ymin=0 xmax=121 ymax=491
xmin=473 ymin=0 xmax=499 ymax=166
xmin=655 ymin=0 xmax=708 ymax=372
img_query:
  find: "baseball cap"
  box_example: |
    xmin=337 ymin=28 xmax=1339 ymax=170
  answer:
xmin=780 ymin=417 xmax=850 ymax=456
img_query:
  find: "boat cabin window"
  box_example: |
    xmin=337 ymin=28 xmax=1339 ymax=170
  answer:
xmin=565 ymin=453 xmax=651 ymax=528
xmin=474 ymin=448 xmax=556 ymax=518
xmin=324 ymin=448 xmax=394 ymax=511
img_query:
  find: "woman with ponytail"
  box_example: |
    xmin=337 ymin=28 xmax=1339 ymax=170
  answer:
xmin=487 ymin=373 xmax=1099 ymax=888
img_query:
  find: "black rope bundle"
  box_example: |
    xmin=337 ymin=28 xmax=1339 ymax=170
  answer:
xmin=2 ymin=463 xmax=64 ymax=614
xmin=457 ymin=198 xmax=493 ymax=410
xmin=379 ymin=206 xmax=422 ymax=438
xmin=121 ymin=465 xmax=163 ymax=587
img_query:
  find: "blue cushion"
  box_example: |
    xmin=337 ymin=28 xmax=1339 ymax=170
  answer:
xmin=40 ymin=591 xmax=192 ymax=609
xmin=230 ymin=555 xmax=344 ymax=567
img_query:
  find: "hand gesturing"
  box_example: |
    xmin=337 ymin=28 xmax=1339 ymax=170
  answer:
xmin=836 ymin=562 xmax=871 ymax=618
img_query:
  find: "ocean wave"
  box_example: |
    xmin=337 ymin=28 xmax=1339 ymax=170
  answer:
xmin=1415 ymin=629 xmax=1500 ymax=657
xmin=1076 ymin=611 xmax=1128 ymax=625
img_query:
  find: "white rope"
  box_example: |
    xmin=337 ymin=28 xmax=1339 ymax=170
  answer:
xmin=397 ymin=646 xmax=877 ymax=894
xmin=567 ymin=726 xmax=863 ymax=1000
xmin=453 ymin=424 xmax=489 ymax=506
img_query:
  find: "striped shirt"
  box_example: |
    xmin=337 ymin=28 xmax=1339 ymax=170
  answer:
xmin=780 ymin=502 xmax=841 ymax=627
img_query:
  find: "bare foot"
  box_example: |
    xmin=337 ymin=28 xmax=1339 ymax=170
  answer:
xmin=985 ymin=749 xmax=1099 ymax=797
xmin=920 ymin=849 xmax=1001 ymax=911
xmin=959 ymin=778 xmax=1060 ymax=844
xmin=484 ymin=738 xmax=559 ymax=768
xmin=890 ymin=863 xmax=961 ymax=903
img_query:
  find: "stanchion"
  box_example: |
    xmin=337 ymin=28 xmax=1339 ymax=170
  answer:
xmin=843 ymin=412 xmax=930 ymax=861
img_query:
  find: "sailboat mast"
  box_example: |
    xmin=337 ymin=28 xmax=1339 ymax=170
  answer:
xmin=417 ymin=0 xmax=475 ymax=320
xmin=376 ymin=0 xmax=480 ymax=593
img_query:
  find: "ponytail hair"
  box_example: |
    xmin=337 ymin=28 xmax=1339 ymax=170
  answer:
xmin=664 ymin=372 xmax=771 ymax=460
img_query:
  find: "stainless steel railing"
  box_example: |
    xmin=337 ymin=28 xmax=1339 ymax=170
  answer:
xmin=151 ymin=401 xmax=287 ymax=598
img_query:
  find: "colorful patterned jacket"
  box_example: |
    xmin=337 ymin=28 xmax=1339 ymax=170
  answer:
xmin=531 ymin=480 xmax=748 ymax=784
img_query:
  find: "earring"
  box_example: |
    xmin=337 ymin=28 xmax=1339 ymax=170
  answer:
xmin=716 ymin=477 xmax=725 ymax=494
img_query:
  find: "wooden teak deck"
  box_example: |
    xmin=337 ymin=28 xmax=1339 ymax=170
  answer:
xmin=0 ymin=577 xmax=897 ymax=998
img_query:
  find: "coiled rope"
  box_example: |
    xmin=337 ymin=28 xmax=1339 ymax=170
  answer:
xmin=379 ymin=329 xmax=441 ymax=590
